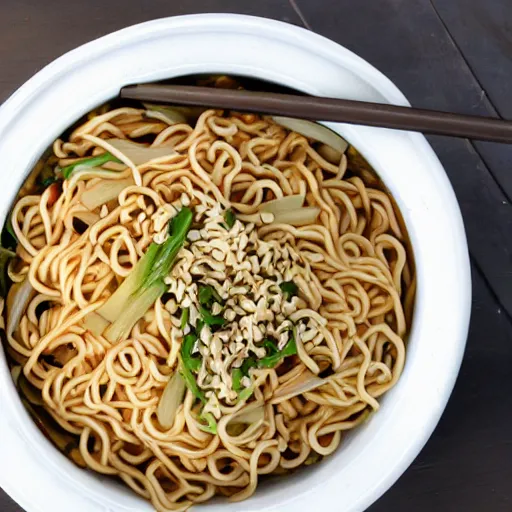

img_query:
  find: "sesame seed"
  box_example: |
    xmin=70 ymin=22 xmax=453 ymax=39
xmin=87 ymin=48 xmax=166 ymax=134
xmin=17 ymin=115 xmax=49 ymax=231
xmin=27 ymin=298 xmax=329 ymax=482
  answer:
xmin=212 ymin=249 xmax=224 ymax=261
xmin=188 ymin=230 xmax=201 ymax=242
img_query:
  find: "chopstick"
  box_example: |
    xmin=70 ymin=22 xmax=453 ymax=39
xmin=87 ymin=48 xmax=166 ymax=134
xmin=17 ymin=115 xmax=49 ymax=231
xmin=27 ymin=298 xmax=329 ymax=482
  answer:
xmin=120 ymin=84 xmax=512 ymax=144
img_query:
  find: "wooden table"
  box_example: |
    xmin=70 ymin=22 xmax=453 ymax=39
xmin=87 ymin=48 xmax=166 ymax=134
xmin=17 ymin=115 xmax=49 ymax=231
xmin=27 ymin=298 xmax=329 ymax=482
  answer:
xmin=1 ymin=1 xmax=511 ymax=511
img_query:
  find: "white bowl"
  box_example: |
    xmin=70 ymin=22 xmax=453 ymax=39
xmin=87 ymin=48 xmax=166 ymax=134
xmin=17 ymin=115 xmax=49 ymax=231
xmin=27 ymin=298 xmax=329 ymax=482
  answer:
xmin=0 ymin=13 xmax=471 ymax=512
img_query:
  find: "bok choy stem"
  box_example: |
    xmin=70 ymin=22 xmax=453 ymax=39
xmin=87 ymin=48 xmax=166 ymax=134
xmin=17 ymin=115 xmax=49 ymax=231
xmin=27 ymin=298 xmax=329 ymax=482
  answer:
xmin=84 ymin=207 xmax=193 ymax=342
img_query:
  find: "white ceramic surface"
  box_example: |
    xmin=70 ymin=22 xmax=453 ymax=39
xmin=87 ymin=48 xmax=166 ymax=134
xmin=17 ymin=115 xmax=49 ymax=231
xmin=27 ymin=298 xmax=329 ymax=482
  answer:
xmin=0 ymin=13 xmax=471 ymax=512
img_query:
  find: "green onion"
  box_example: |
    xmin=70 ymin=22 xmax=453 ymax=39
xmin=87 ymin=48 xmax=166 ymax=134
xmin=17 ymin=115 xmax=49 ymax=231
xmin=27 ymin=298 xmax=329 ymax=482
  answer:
xmin=241 ymin=357 xmax=257 ymax=374
xmin=258 ymin=336 xmax=297 ymax=368
xmin=198 ymin=285 xmax=223 ymax=307
xmin=232 ymin=357 xmax=257 ymax=393
xmin=180 ymin=361 xmax=206 ymax=404
xmin=238 ymin=387 xmax=254 ymax=403
xmin=198 ymin=412 xmax=217 ymax=434
xmin=180 ymin=307 xmax=189 ymax=330
xmin=197 ymin=285 xmax=225 ymax=327
xmin=199 ymin=306 xmax=226 ymax=327
xmin=140 ymin=209 xmax=193 ymax=291
xmin=232 ymin=335 xmax=297 ymax=395
xmin=280 ymin=281 xmax=298 ymax=300
xmin=61 ymin=152 xmax=121 ymax=179
xmin=198 ymin=286 xmax=212 ymax=306
xmin=181 ymin=333 xmax=201 ymax=373
xmin=262 ymin=338 xmax=279 ymax=356
xmin=179 ymin=333 xmax=203 ymax=402
xmin=232 ymin=368 xmax=243 ymax=392
xmin=223 ymin=209 xmax=236 ymax=229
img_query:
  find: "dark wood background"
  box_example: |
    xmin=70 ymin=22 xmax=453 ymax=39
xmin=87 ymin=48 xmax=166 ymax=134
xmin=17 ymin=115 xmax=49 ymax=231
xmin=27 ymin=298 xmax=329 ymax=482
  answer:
xmin=1 ymin=1 xmax=511 ymax=511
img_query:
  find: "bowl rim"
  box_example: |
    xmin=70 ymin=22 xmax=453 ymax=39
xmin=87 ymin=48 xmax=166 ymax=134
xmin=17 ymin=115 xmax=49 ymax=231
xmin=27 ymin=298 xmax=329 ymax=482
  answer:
xmin=0 ymin=13 xmax=471 ymax=512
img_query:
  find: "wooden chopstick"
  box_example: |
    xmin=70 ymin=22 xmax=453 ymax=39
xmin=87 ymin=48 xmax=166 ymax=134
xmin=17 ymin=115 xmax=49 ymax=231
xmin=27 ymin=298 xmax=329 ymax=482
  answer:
xmin=120 ymin=84 xmax=512 ymax=144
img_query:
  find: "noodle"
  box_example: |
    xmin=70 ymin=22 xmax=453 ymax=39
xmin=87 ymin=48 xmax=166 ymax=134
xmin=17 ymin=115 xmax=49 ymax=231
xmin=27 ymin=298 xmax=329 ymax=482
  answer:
xmin=2 ymin=104 xmax=414 ymax=512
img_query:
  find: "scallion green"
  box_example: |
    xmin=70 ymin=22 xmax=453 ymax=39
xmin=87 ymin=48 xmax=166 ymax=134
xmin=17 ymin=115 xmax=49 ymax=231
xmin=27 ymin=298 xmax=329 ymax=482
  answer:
xmin=61 ymin=152 xmax=121 ymax=179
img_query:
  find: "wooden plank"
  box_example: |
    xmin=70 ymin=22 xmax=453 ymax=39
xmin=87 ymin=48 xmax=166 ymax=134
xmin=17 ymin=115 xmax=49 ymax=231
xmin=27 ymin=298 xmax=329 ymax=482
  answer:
xmin=472 ymin=140 xmax=512 ymax=203
xmin=430 ymin=0 xmax=512 ymax=119
xmin=428 ymin=0 xmax=512 ymax=231
xmin=370 ymin=263 xmax=512 ymax=512
xmin=0 ymin=0 xmax=301 ymax=104
xmin=294 ymin=0 xmax=512 ymax=318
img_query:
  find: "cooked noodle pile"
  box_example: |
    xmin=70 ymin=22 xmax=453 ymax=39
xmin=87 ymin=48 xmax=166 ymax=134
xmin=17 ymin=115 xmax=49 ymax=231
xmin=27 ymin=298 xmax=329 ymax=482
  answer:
xmin=2 ymin=104 xmax=414 ymax=511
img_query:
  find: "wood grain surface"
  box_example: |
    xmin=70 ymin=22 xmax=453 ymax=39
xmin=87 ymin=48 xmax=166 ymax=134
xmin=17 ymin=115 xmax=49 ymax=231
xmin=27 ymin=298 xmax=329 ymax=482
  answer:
xmin=1 ymin=1 xmax=511 ymax=511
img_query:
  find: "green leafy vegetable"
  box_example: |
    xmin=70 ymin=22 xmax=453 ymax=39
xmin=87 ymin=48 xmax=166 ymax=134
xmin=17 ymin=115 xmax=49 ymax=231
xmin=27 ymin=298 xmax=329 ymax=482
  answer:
xmin=232 ymin=357 xmax=257 ymax=393
xmin=188 ymin=358 xmax=201 ymax=373
xmin=238 ymin=387 xmax=254 ymax=403
xmin=0 ymin=247 xmax=16 ymax=297
xmin=241 ymin=357 xmax=257 ymax=374
xmin=199 ymin=306 xmax=226 ymax=327
xmin=232 ymin=335 xmax=297 ymax=395
xmin=232 ymin=368 xmax=243 ymax=392
xmin=181 ymin=333 xmax=201 ymax=373
xmin=262 ymin=338 xmax=279 ymax=355
xmin=280 ymin=281 xmax=298 ymax=300
xmin=258 ymin=336 xmax=297 ymax=368
xmin=180 ymin=307 xmax=189 ymax=330
xmin=198 ymin=286 xmax=212 ymax=306
xmin=223 ymin=209 xmax=236 ymax=229
xmin=180 ymin=360 xmax=206 ymax=404
xmin=197 ymin=285 xmax=225 ymax=327
xmin=179 ymin=332 xmax=204 ymax=404
xmin=198 ymin=412 xmax=217 ymax=434
xmin=85 ymin=208 xmax=193 ymax=342
xmin=198 ymin=285 xmax=223 ymax=307
xmin=41 ymin=175 xmax=58 ymax=188
xmin=37 ymin=162 xmax=58 ymax=190
xmin=61 ymin=152 xmax=121 ymax=179
xmin=4 ymin=218 xmax=18 ymax=247
xmin=139 ymin=209 xmax=193 ymax=292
